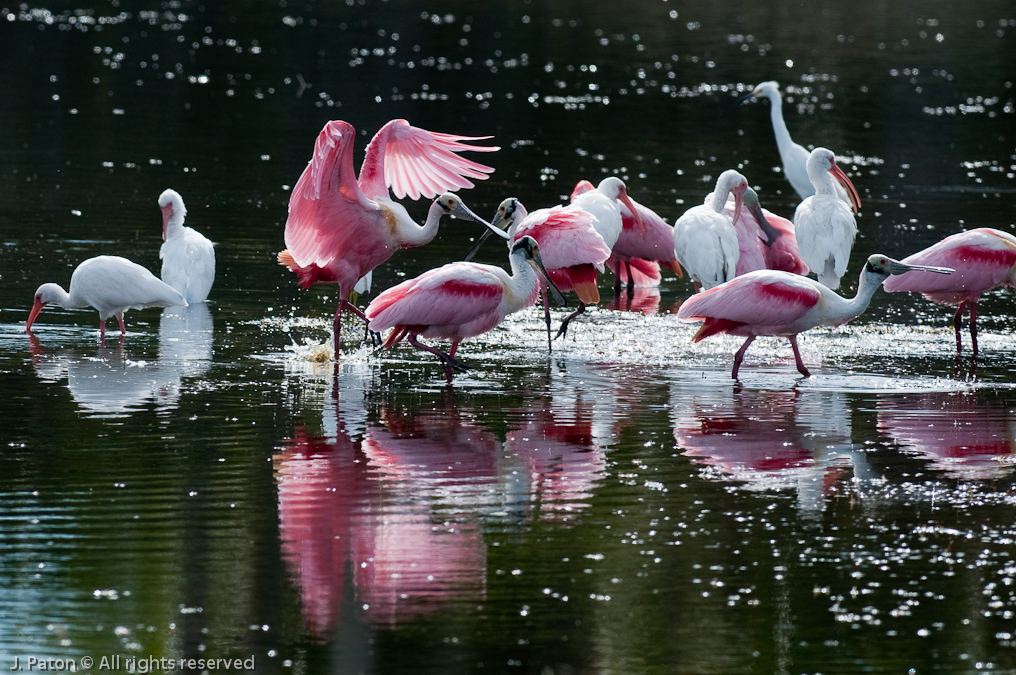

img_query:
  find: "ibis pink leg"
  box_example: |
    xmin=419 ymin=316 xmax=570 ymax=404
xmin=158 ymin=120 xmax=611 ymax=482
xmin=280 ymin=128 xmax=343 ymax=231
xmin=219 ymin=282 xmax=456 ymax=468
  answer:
xmin=116 ymin=313 xmax=127 ymax=335
xmin=731 ymin=335 xmax=756 ymax=379
xmin=789 ymin=335 xmax=811 ymax=377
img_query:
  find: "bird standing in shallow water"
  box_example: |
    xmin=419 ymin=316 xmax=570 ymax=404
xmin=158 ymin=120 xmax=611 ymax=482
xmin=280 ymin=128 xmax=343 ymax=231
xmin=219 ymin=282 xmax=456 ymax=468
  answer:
xmin=673 ymin=170 xmax=748 ymax=292
xmin=677 ymin=253 xmax=953 ymax=378
xmin=26 ymin=255 xmax=187 ymax=341
xmin=477 ymin=197 xmax=611 ymax=349
xmin=365 ymin=236 xmax=566 ymax=379
xmin=571 ymin=179 xmax=683 ymax=297
xmin=159 ymin=188 xmax=215 ymax=304
xmin=793 ymin=148 xmax=862 ymax=290
xmin=278 ymin=119 xmax=500 ymax=359
xmin=737 ymin=81 xmax=853 ymax=204
xmin=882 ymin=228 xmax=1016 ymax=356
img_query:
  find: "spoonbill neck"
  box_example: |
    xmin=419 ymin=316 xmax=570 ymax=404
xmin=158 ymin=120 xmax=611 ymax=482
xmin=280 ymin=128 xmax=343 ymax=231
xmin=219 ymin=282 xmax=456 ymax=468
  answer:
xmin=394 ymin=198 xmax=446 ymax=248
xmin=502 ymin=249 xmax=542 ymax=312
xmin=825 ymin=269 xmax=888 ymax=326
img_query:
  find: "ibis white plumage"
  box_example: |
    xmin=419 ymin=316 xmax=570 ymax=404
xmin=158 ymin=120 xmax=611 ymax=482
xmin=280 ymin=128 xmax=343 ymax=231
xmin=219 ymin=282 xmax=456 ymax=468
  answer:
xmin=26 ymin=255 xmax=187 ymax=340
xmin=159 ymin=188 xmax=215 ymax=304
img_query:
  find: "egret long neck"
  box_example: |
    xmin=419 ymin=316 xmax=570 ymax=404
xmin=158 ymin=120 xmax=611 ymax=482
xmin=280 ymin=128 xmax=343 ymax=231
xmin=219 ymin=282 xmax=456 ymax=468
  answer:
xmin=767 ymin=91 xmax=795 ymax=158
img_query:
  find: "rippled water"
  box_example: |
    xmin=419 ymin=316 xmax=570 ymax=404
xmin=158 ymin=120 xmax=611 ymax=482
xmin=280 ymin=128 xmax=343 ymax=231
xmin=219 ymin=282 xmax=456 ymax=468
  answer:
xmin=1 ymin=1 xmax=1015 ymax=673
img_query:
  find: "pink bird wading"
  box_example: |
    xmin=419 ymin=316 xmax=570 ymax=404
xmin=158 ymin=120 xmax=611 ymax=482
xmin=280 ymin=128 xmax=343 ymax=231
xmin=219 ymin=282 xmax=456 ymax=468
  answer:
xmin=278 ymin=119 xmax=501 ymax=359
xmin=365 ymin=236 xmax=566 ymax=380
xmin=467 ymin=197 xmax=611 ymax=350
xmin=570 ymin=180 xmax=683 ymax=296
xmin=677 ymin=254 xmax=953 ymax=379
xmin=882 ymin=228 xmax=1016 ymax=355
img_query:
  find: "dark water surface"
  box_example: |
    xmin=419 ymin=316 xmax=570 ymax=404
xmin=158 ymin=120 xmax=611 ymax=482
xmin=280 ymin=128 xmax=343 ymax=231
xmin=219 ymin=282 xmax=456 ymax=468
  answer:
xmin=1 ymin=1 xmax=1015 ymax=673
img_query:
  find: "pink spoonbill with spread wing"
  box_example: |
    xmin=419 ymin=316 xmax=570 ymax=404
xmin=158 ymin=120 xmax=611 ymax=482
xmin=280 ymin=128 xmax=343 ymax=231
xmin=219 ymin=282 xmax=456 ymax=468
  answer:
xmin=882 ymin=228 xmax=1016 ymax=355
xmin=159 ymin=188 xmax=215 ymax=304
xmin=365 ymin=236 xmax=566 ymax=379
xmin=677 ymin=254 xmax=953 ymax=378
xmin=278 ymin=119 xmax=501 ymax=358
xmin=793 ymin=147 xmax=862 ymax=289
xmin=26 ymin=255 xmax=187 ymax=340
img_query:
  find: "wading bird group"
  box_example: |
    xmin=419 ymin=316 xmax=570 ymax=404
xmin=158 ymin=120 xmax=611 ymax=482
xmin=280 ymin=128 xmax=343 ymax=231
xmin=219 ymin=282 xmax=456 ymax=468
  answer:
xmin=24 ymin=85 xmax=1014 ymax=379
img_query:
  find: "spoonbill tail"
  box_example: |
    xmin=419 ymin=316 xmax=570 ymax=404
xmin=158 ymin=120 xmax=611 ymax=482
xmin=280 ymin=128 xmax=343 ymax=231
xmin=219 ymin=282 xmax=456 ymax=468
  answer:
xmin=882 ymin=228 xmax=1016 ymax=355
xmin=366 ymin=236 xmax=566 ymax=379
xmin=793 ymin=148 xmax=861 ymax=289
xmin=279 ymin=119 xmax=501 ymax=359
xmin=471 ymin=197 xmax=611 ymax=349
xmin=726 ymin=188 xmax=809 ymax=276
xmin=26 ymin=255 xmax=187 ymax=340
xmin=673 ymin=170 xmax=748 ymax=292
xmin=677 ymin=253 xmax=953 ymax=378
xmin=550 ymin=177 xmax=645 ymax=336
xmin=571 ymin=179 xmax=682 ymax=296
xmin=159 ymin=189 xmax=215 ymax=304
xmin=738 ymin=81 xmax=853 ymax=203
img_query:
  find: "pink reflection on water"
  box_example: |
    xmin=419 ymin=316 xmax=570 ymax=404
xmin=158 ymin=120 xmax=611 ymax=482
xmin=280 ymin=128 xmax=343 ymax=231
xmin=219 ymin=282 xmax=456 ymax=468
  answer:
xmin=277 ymin=383 xmax=606 ymax=641
xmin=877 ymin=393 xmax=1016 ymax=479
xmin=503 ymin=398 xmax=606 ymax=523
xmin=671 ymin=386 xmax=856 ymax=513
xmin=603 ymin=285 xmax=662 ymax=315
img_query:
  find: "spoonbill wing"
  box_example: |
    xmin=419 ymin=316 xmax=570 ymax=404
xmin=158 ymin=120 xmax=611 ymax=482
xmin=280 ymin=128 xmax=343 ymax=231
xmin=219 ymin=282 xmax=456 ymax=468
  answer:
xmin=285 ymin=120 xmax=375 ymax=269
xmin=364 ymin=119 xmax=498 ymax=201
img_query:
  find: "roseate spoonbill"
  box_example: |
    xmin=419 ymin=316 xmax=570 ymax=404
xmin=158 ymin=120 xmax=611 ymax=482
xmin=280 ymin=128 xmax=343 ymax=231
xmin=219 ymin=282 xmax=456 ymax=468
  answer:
xmin=278 ymin=119 xmax=501 ymax=359
xmin=480 ymin=197 xmax=611 ymax=348
xmin=882 ymin=228 xmax=1016 ymax=355
xmin=793 ymin=148 xmax=861 ymax=290
xmin=158 ymin=188 xmax=215 ymax=304
xmin=571 ymin=179 xmax=682 ymax=296
xmin=677 ymin=253 xmax=953 ymax=378
xmin=547 ymin=176 xmax=645 ymax=335
xmin=725 ymin=188 xmax=809 ymax=276
xmin=26 ymin=255 xmax=187 ymax=340
xmin=737 ymin=81 xmax=852 ymax=203
xmin=366 ymin=236 xmax=565 ymax=379
xmin=673 ymin=170 xmax=748 ymax=292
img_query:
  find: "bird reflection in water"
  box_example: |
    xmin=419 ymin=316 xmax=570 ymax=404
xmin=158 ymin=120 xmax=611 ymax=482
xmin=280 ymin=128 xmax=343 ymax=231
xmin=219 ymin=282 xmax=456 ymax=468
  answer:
xmin=877 ymin=392 xmax=1016 ymax=480
xmin=27 ymin=303 xmax=212 ymax=417
xmin=671 ymin=384 xmax=863 ymax=515
xmin=603 ymin=285 xmax=661 ymax=315
xmin=276 ymin=368 xmax=605 ymax=641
